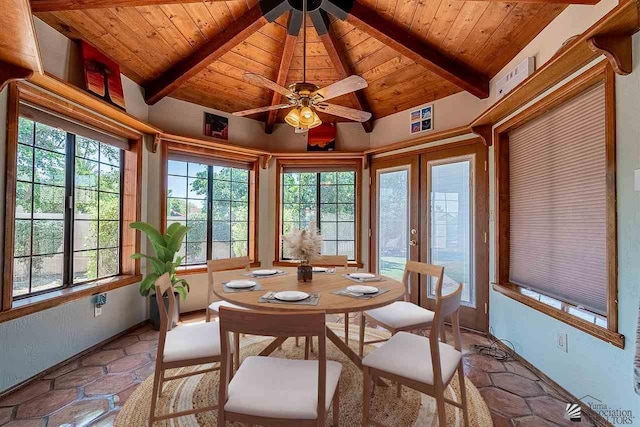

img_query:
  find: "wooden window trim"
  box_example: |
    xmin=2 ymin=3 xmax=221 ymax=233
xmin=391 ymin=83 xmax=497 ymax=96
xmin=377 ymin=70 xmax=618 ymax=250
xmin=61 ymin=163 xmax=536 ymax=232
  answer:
xmin=1 ymin=83 xmax=143 ymax=321
xmin=159 ymin=140 xmax=260 ymax=265
xmin=274 ymin=158 xmax=363 ymax=266
xmin=493 ymin=61 xmax=623 ymax=348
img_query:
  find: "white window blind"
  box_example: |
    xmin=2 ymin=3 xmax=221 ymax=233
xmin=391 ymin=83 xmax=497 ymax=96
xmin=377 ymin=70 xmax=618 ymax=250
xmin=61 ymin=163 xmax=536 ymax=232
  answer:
xmin=508 ymin=83 xmax=608 ymax=315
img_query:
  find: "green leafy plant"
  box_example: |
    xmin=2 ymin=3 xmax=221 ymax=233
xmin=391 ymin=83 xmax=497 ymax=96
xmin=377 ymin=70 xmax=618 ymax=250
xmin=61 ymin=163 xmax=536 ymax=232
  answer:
xmin=130 ymin=222 xmax=190 ymax=300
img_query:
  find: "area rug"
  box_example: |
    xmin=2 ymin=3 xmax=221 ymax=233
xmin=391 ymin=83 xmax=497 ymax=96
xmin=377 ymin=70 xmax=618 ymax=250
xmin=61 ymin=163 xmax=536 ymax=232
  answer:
xmin=116 ymin=323 xmax=492 ymax=427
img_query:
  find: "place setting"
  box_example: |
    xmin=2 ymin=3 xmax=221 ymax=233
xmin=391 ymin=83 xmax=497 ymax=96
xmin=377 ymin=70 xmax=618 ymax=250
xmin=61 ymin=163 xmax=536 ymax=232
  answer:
xmin=342 ymin=272 xmax=386 ymax=283
xmin=221 ymin=279 xmax=264 ymax=293
xmin=242 ymin=268 xmax=289 ymax=279
xmin=312 ymin=266 xmax=336 ymax=274
xmin=258 ymin=290 xmax=320 ymax=306
xmin=332 ymin=284 xmax=390 ymax=300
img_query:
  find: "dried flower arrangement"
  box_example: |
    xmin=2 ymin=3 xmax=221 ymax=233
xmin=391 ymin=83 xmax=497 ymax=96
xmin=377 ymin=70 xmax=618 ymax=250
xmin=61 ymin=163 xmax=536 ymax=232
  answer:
xmin=282 ymin=221 xmax=322 ymax=265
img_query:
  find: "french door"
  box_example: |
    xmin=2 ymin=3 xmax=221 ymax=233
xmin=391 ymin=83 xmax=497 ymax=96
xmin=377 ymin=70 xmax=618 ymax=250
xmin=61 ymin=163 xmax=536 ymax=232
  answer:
xmin=371 ymin=141 xmax=489 ymax=332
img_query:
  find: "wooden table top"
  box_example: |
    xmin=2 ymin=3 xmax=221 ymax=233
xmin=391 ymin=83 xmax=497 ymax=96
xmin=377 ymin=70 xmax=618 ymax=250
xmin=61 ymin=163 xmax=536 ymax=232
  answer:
xmin=212 ymin=267 xmax=406 ymax=314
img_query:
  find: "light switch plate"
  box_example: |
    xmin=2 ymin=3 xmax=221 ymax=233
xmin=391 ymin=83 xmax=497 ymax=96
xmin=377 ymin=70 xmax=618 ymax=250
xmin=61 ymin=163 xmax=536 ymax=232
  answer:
xmin=557 ymin=330 xmax=568 ymax=353
xmin=635 ymin=169 xmax=640 ymax=192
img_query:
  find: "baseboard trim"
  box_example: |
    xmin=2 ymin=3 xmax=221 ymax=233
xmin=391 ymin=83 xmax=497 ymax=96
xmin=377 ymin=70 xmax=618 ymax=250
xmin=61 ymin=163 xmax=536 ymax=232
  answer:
xmin=0 ymin=319 xmax=150 ymax=399
xmin=489 ymin=334 xmax=613 ymax=427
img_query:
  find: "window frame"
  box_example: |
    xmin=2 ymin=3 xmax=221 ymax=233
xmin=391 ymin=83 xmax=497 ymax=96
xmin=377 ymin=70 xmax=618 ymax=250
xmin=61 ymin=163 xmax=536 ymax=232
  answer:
xmin=160 ymin=140 xmax=260 ymax=274
xmin=274 ymin=158 xmax=363 ymax=266
xmin=493 ymin=61 xmax=623 ymax=348
xmin=1 ymin=82 xmax=143 ymax=321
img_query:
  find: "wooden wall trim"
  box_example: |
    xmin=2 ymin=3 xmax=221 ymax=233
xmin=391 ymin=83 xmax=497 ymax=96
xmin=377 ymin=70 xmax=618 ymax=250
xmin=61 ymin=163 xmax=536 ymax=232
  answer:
xmin=0 ymin=0 xmax=43 ymax=74
xmin=364 ymin=126 xmax=473 ymax=156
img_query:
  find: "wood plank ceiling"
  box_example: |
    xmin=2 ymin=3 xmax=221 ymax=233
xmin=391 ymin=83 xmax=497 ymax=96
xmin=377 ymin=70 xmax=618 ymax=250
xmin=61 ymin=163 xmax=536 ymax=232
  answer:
xmin=36 ymin=0 xmax=567 ymax=126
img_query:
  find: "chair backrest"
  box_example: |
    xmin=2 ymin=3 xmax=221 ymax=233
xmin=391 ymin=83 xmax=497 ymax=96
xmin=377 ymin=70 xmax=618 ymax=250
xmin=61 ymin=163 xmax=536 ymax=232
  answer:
xmin=206 ymin=257 xmax=251 ymax=305
xmin=153 ymin=273 xmax=175 ymax=360
xmin=312 ymin=255 xmax=349 ymax=269
xmin=218 ymin=307 xmax=328 ymax=422
xmin=401 ymin=260 xmax=444 ymax=302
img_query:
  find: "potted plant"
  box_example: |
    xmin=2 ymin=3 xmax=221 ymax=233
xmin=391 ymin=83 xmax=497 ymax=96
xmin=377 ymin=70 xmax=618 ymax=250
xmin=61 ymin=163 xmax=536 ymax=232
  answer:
xmin=282 ymin=221 xmax=322 ymax=282
xmin=130 ymin=222 xmax=190 ymax=330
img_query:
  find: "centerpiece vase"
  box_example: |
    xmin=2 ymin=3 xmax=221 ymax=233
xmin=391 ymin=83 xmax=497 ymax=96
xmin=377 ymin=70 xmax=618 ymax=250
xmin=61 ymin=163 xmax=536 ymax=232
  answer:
xmin=298 ymin=262 xmax=313 ymax=282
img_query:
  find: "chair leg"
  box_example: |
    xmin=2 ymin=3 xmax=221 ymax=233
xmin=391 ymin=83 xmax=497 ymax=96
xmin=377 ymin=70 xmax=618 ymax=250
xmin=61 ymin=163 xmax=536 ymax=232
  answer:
xmin=396 ymin=382 xmax=402 ymax=398
xmin=344 ymin=312 xmax=350 ymax=345
xmin=310 ymin=336 xmax=314 ymax=353
xmin=304 ymin=337 xmax=310 ymax=360
xmin=435 ymin=390 xmax=447 ymax=427
xmin=158 ymin=370 xmax=165 ymax=397
xmin=234 ymin=332 xmax=240 ymax=372
xmin=148 ymin=367 xmax=162 ymax=427
xmin=359 ymin=313 xmax=365 ymax=357
xmin=296 ymin=337 xmax=300 ymax=347
xmin=457 ymin=363 xmax=470 ymax=427
xmin=362 ymin=366 xmax=371 ymax=427
xmin=333 ymin=384 xmax=340 ymax=426
xmin=206 ymin=308 xmax=211 ymax=322
xmin=439 ymin=325 xmax=446 ymax=343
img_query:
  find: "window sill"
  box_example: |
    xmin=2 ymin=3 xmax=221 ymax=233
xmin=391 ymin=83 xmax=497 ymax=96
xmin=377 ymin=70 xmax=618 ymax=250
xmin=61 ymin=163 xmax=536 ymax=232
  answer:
xmin=273 ymin=260 xmax=364 ymax=269
xmin=0 ymin=274 xmax=142 ymax=324
xmin=175 ymin=261 xmax=261 ymax=276
xmin=493 ymin=283 xmax=624 ymax=349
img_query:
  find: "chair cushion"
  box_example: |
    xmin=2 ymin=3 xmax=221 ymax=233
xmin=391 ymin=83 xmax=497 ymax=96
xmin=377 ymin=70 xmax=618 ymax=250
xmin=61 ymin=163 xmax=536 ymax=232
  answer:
xmin=362 ymin=331 xmax=461 ymax=385
xmin=365 ymin=301 xmax=435 ymax=329
xmin=225 ymin=356 xmax=342 ymax=420
xmin=208 ymin=300 xmax=248 ymax=313
xmin=163 ymin=321 xmax=232 ymax=363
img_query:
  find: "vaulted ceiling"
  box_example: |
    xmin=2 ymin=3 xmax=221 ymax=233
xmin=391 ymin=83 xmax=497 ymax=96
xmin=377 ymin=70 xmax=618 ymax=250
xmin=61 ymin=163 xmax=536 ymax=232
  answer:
xmin=34 ymin=0 xmax=572 ymax=132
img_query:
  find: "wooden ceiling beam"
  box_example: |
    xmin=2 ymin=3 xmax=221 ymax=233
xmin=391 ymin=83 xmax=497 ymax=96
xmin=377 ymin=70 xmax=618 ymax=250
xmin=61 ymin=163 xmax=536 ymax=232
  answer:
xmin=315 ymin=10 xmax=374 ymax=133
xmin=265 ymin=31 xmax=297 ymax=134
xmin=143 ymin=0 xmax=290 ymax=105
xmin=335 ymin=0 xmax=490 ymax=99
xmin=30 ymin=0 xmax=226 ymax=13
xmin=462 ymin=0 xmax=599 ymax=3
xmin=1 ymin=0 xmax=43 ymax=89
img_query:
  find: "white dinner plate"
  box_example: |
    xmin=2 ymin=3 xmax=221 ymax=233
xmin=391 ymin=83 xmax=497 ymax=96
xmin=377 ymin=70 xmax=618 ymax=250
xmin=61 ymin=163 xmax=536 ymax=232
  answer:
xmin=252 ymin=269 xmax=279 ymax=276
xmin=349 ymin=272 xmax=376 ymax=279
xmin=274 ymin=291 xmax=309 ymax=302
xmin=313 ymin=266 xmax=328 ymax=272
xmin=346 ymin=285 xmax=379 ymax=294
xmin=225 ymin=280 xmax=257 ymax=289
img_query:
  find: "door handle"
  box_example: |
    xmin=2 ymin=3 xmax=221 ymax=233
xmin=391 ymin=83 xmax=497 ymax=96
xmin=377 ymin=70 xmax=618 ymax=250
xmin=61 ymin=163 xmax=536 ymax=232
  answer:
xmin=409 ymin=239 xmax=418 ymax=247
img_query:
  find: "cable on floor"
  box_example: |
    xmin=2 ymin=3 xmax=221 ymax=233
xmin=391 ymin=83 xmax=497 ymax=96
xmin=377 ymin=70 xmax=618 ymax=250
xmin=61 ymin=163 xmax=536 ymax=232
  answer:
xmin=472 ymin=327 xmax=516 ymax=361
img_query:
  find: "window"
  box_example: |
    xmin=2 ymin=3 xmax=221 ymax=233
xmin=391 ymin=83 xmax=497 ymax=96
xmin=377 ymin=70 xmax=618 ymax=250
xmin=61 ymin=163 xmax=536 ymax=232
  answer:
xmin=276 ymin=159 xmax=361 ymax=263
xmin=494 ymin=63 xmax=621 ymax=347
xmin=165 ymin=159 xmax=252 ymax=266
xmin=13 ymin=117 xmax=123 ymax=299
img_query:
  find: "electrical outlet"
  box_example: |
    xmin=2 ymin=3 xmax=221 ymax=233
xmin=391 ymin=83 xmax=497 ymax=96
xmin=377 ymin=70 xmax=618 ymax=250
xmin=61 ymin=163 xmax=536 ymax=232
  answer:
xmin=556 ymin=330 xmax=568 ymax=353
xmin=94 ymin=305 xmax=102 ymax=317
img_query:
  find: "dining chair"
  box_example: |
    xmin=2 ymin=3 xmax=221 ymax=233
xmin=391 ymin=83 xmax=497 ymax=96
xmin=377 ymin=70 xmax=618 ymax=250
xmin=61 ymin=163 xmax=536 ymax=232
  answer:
xmin=362 ymin=281 xmax=469 ymax=427
xmin=217 ymin=307 xmax=342 ymax=427
xmin=148 ymin=273 xmax=232 ymax=427
xmin=358 ymin=261 xmax=445 ymax=358
xmin=206 ymin=257 xmax=251 ymax=372
xmin=312 ymin=255 xmax=352 ymax=346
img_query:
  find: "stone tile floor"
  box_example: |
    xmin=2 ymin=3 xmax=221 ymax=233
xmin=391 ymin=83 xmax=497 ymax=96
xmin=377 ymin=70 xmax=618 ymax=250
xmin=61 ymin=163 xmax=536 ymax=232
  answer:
xmin=0 ymin=313 xmax=594 ymax=427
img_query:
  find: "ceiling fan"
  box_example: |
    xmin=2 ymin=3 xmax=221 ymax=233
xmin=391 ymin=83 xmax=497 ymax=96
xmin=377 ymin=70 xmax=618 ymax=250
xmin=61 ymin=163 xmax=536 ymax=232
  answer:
xmin=232 ymin=0 xmax=372 ymax=132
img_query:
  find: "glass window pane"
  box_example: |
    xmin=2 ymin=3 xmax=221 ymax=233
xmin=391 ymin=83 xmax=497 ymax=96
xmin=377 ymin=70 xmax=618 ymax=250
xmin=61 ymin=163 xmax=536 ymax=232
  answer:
xmin=283 ymin=173 xmax=299 ymax=186
xmin=35 ymin=122 xmax=66 ymax=153
xmin=13 ymin=258 xmax=30 ymax=296
xmin=337 ymin=203 xmax=354 ymax=221
xmin=76 ymin=137 xmax=99 ymax=160
xmin=188 ymin=178 xmax=207 ymax=199
xmin=283 ymin=186 xmax=299 ymax=203
xmin=75 ymin=158 xmax=99 ymax=190
xmin=212 ymin=242 xmax=231 ymax=259
xmin=186 ymin=242 xmax=206 ymax=265
xmin=167 ymin=175 xmax=187 ymax=198
xmin=17 ymin=144 xmax=33 ymax=181
xmin=32 ymin=220 xmax=64 ymax=255
xmin=282 ymin=204 xmax=299 ymax=222
xmin=338 ymin=222 xmax=354 ymax=240
xmin=31 ymin=254 xmax=64 ymax=292
xmin=320 ymin=204 xmax=336 ymax=221
xmin=98 ymin=248 xmax=119 ymax=277
xmin=14 ymin=221 xmax=31 ymax=257
xmin=232 ymin=222 xmax=248 ymax=241
xmin=213 ymin=200 xmax=230 ymax=221
xmin=99 ymin=221 xmax=119 ymax=248
xmin=337 ymin=185 xmax=354 ymax=203
xmin=337 ymin=171 xmax=355 ymax=184
xmin=231 ymin=202 xmax=248 ymax=222
xmin=33 ymin=184 xmax=65 ymax=216
xmin=322 ymin=240 xmax=337 ymax=255
xmin=212 ymin=166 xmax=232 ymax=181
xmin=300 ymin=186 xmax=316 ymax=204
xmin=15 ymin=182 xmax=32 ymax=217
xmin=188 ymin=162 xmax=207 ymax=178
xmin=100 ymin=144 xmax=120 ymax=166
xmin=320 ymin=222 xmax=336 ymax=240
xmin=282 ymin=222 xmax=297 ymax=236
xmin=186 ymin=220 xmax=207 ymax=242
xmin=167 ymin=198 xmax=186 ymax=221
xmin=212 ymin=179 xmax=230 ymax=200
xmin=35 ymin=149 xmax=65 ymax=186
xmin=337 ymin=241 xmax=355 ymax=260
xmin=73 ymin=250 xmax=97 ymax=283
xmin=232 ymin=241 xmax=248 ymax=257
xmin=186 ymin=199 xmax=207 ymax=221
xmin=18 ymin=118 xmax=34 ymax=146
xmin=300 ymin=173 xmax=316 ymax=186
xmin=378 ymin=169 xmax=409 ymax=281
xmin=320 ymin=172 xmax=336 ymax=184
xmin=75 ymin=220 xmax=98 ymax=251
xmin=168 ymin=160 xmax=188 ymax=176
xmin=231 ymin=181 xmax=248 ymax=201
xmin=232 ymin=168 xmax=249 ymax=182
xmin=320 ymin=185 xmax=337 ymax=203
xmin=75 ymin=189 xmax=98 ymax=219
xmin=100 ymin=163 xmax=120 ymax=193
xmin=99 ymin=192 xmax=120 ymax=220
xmin=213 ymin=221 xmax=231 ymax=241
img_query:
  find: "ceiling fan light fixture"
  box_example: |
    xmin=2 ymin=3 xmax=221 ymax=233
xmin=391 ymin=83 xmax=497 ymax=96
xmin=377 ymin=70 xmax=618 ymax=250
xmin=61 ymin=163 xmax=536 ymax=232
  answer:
xmin=299 ymin=106 xmax=315 ymax=126
xmin=309 ymin=111 xmax=322 ymax=129
xmin=285 ymin=108 xmax=301 ymax=127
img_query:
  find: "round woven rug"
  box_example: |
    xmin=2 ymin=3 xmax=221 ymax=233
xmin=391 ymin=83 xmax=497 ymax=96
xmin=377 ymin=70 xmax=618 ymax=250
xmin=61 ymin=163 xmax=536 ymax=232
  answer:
xmin=116 ymin=323 xmax=492 ymax=427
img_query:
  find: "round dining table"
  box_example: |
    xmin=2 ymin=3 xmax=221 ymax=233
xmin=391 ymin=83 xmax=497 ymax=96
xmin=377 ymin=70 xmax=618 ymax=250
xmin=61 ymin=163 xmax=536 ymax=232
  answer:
xmin=212 ymin=266 xmax=405 ymax=373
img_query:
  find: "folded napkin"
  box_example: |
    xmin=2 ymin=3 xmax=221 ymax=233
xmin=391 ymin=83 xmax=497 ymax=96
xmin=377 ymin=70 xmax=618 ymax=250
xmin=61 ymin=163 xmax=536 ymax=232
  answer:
xmin=258 ymin=291 xmax=320 ymax=306
xmin=342 ymin=274 xmax=386 ymax=284
xmin=331 ymin=287 xmax=390 ymax=300
xmin=222 ymin=282 xmax=265 ymax=293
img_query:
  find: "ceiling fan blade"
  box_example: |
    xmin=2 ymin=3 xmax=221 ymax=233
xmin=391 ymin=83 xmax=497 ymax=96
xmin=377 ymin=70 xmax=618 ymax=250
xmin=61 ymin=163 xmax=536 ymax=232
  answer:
xmin=243 ymin=73 xmax=296 ymax=98
xmin=311 ymin=75 xmax=368 ymax=102
xmin=314 ymin=103 xmax=372 ymax=122
xmin=232 ymin=104 xmax=292 ymax=117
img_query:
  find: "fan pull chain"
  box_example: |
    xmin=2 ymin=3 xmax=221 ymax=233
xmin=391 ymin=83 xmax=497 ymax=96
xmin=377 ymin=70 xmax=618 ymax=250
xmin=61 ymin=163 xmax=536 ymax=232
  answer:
xmin=303 ymin=0 xmax=307 ymax=83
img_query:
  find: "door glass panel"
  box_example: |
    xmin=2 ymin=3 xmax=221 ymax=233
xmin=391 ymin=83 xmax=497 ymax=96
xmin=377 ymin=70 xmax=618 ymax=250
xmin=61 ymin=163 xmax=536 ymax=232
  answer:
xmin=377 ymin=168 xmax=409 ymax=281
xmin=428 ymin=159 xmax=474 ymax=306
